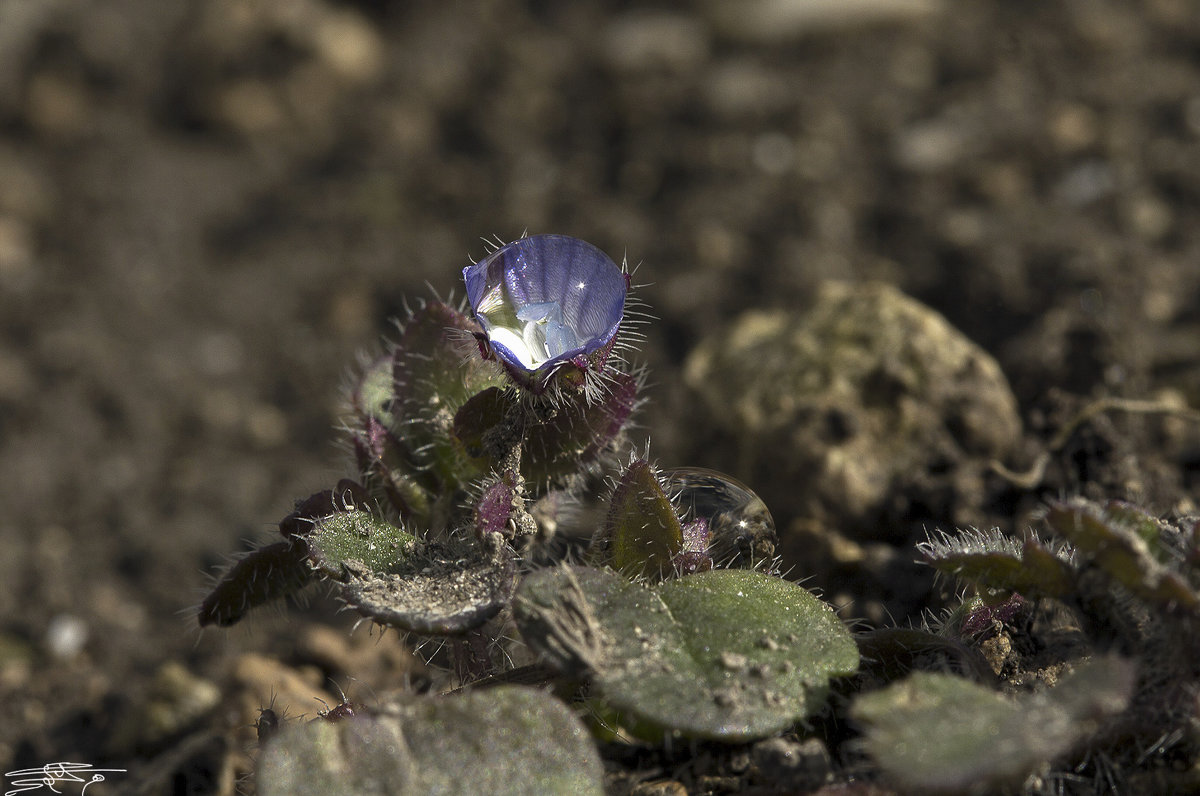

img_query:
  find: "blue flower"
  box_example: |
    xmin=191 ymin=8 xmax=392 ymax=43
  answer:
xmin=463 ymin=235 xmax=627 ymax=386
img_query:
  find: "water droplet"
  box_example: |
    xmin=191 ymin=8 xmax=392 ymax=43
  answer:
xmin=661 ymin=467 xmax=777 ymax=566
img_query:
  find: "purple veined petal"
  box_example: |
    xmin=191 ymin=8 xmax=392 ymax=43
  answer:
xmin=463 ymin=235 xmax=626 ymax=377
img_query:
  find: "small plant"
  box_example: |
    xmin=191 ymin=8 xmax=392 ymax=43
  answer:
xmin=851 ymin=498 xmax=1200 ymax=794
xmin=200 ymin=234 xmax=859 ymax=792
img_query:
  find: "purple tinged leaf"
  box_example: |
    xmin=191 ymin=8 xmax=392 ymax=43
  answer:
xmin=474 ymin=470 xmax=520 ymax=540
xmin=960 ymin=593 xmax=1030 ymax=638
xmin=463 ymin=235 xmax=627 ymax=389
xmin=278 ymin=490 xmax=335 ymax=540
xmin=674 ymin=518 xmax=713 ymax=575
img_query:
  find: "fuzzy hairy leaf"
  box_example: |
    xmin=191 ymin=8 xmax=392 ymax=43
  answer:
xmin=257 ymin=687 xmax=603 ymax=796
xmin=353 ymin=352 xmax=400 ymax=430
xmin=392 ymin=301 xmax=504 ymax=414
xmin=307 ymin=510 xmax=421 ymax=580
xmin=854 ymin=628 xmax=994 ymax=685
xmin=349 ymin=357 xmax=433 ymax=521
xmin=198 ymin=540 xmax=313 ymax=627
xmin=514 ymin=565 xmax=859 ymax=742
xmin=391 ymin=301 xmax=507 ymax=489
xmin=853 ymin=657 xmax=1134 ymax=794
xmin=1045 ymin=499 xmax=1200 ymax=613
xmin=453 ymin=373 xmax=640 ymax=492
xmin=601 ymin=459 xmax=684 ymax=579
xmin=340 ymin=539 xmax=517 ymax=635
xmin=451 ymin=386 xmax=509 ymax=458
xmin=918 ymin=528 xmax=1076 ymax=599
xmin=308 ymin=510 xmax=514 ymax=635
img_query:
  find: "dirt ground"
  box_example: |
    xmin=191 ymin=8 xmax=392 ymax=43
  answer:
xmin=1 ymin=1 xmax=1199 ymax=793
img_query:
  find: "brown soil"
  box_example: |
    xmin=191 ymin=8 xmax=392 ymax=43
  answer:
xmin=2 ymin=1 xmax=1199 ymax=794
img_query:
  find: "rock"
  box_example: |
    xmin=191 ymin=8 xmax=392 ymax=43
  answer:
xmin=683 ymin=280 xmax=1021 ymax=544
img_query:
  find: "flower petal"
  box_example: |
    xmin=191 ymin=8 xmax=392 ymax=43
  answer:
xmin=463 ymin=235 xmax=626 ymax=377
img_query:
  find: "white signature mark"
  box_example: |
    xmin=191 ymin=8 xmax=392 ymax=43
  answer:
xmin=4 ymin=763 xmax=126 ymax=796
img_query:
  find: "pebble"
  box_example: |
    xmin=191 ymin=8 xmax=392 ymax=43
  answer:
xmin=602 ymin=12 xmax=708 ymax=73
xmin=893 ymin=117 xmax=972 ymax=172
xmin=752 ymin=736 xmax=831 ymax=790
xmin=45 ymin=614 xmax=88 ymax=661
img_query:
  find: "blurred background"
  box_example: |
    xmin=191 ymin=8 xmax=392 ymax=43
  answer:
xmin=2 ymin=0 xmax=1199 ymax=790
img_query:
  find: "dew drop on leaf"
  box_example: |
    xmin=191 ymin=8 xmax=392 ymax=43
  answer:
xmin=661 ymin=467 xmax=777 ymax=567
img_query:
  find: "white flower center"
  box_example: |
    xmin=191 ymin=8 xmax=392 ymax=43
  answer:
xmin=478 ymin=290 xmax=581 ymax=370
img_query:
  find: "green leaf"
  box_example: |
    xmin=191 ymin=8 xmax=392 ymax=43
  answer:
xmin=918 ymin=527 xmax=1076 ymax=599
xmin=392 ymin=301 xmax=507 ymax=490
xmin=514 ymin=566 xmax=859 ymax=742
xmin=598 ymin=459 xmax=684 ymax=579
xmin=257 ymin=687 xmax=603 ymax=796
xmin=852 ymin=657 xmax=1134 ymax=794
xmin=309 ymin=510 xmax=514 ymax=635
xmin=1046 ymin=499 xmax=1200 ymax=613
xmin=307 ymin=510 xmax=421 ymax=580
xmin=342 ymin=540 xmax=516 ymax=635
